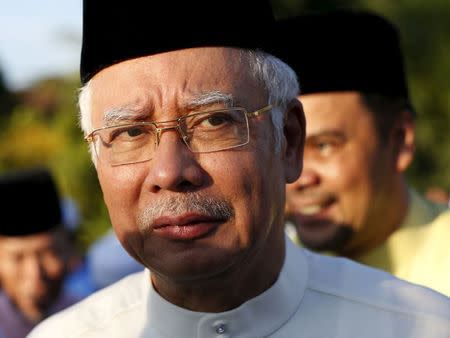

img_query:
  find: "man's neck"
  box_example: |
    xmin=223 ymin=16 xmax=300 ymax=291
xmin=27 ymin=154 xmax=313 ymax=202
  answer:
xmin=150 ymin=232 xmax=286 ymax=313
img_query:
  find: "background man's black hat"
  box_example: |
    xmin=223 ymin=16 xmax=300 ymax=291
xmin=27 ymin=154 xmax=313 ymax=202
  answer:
xmin=81 ymin=0 xmax=276 ymax=84
xmin=276 ymin=10 xmax=410 ymax=99
xmin=0 ymin=168 xmax=62 ymax=236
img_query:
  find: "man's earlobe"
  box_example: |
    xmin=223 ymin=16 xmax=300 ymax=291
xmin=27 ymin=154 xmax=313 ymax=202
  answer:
xmin=394 ymin=110 xmax=415 ymax=173
xmin=283 ymin=98 xmax=306 ymax=183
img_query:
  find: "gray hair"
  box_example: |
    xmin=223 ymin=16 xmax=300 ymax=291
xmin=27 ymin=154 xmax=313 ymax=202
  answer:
xmin=78 ymin=49 xmax=299 ymax=162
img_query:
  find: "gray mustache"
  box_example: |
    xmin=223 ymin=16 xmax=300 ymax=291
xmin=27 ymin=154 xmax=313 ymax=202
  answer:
xmin=137 ymin=193 xmax=234 ymax=232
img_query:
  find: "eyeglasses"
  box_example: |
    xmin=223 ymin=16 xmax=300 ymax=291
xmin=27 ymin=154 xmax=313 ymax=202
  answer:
xmin=85 ymin=105 xmax=274 ymax=166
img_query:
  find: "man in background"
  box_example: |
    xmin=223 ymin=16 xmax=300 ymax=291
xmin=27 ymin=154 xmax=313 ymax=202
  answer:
xmin=279 ymin=11 xmax=450 ymax=296
xmin=0 ymin=168 xmax=81 ymax=338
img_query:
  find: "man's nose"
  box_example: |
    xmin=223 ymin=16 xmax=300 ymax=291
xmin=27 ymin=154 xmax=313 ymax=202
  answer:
xmin=290 ymin=167 xmax=320 ymax=190
xmin=22 ymin=255 xmax=45 ymax=283
xmin=146 ymin=130 xmax=204 ymax=192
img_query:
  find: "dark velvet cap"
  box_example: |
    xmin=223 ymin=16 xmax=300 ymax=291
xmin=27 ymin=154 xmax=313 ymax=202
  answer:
xmin=80 ymin=0 xmax=276 ymax=84
xmin=0 ymin=168 xmax=62 ymax=237
xmin=275 ymin=11 xmax=410 ymax=99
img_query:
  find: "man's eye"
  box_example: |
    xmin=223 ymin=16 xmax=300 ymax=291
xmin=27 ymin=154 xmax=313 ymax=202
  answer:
xmin=110 ymin=126 xmax=148 ymax=141
xmin=201 ymin=114 xmax=232 ymax=127
xmin=126 ymin=127 xmax=145 ymax=137
xmin=317 ymin=142 xmax=329 ymax=150
xmin=307 ymin=134 xmax=346 ymax=157
xmin=313 ymin=142 xmax=334 ymax=156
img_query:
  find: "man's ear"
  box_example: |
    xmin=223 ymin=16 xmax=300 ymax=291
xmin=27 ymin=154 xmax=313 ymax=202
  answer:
xmin=392 ymin=110 xmax=415 ymax=173
xmin=282 ymin=98 xmax=306 ymax=183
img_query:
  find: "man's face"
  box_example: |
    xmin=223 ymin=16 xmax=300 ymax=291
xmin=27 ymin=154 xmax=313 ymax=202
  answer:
xmin=90 ymin=47 xmax=300 ymax=282
xmin=286 ymin=91 xmax=396 ymax=255
xmin=0 ymin=230 xmax=68 ymax=321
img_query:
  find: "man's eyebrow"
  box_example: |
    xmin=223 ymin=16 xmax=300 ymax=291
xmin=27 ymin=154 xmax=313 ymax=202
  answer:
xmin=306 ymin=130 xmax=347 ymax=141
xmin=185 ymin=91 xmax=237 ymax=111
xmin=102 ymin=91 xmax=237 ymax=125
xmin=102 ymin=105 xmax=149 ymax=125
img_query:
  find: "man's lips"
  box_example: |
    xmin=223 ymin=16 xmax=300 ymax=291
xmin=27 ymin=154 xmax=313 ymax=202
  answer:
xmin=294 ymin=197 xmax=336 ymax=217
xmin=152 ymin=214 xmax=224 ymax=240
xmin=298 ymin=204 xmax=323 ymax=216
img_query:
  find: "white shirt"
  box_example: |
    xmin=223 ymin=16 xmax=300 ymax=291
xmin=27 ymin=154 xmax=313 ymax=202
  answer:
xmin=29 ymin=237 xmax=450 ymax=338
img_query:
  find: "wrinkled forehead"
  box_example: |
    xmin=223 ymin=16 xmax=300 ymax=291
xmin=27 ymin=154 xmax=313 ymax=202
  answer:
xmin=90 ymin=47 xmax=266 ymax=126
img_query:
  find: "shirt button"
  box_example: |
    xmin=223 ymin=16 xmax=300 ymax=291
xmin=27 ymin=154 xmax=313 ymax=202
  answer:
xmin=216 ymin=325 xmax=225 ymax=334
xmin=213 ymin=322 xmax=228 ymax=336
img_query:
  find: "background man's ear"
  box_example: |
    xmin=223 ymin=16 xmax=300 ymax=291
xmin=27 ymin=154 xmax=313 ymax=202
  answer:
xmin=283 ymin=98 xmax=306 ymax=183
xmin=393 ymin=110 xmax=415 ymax=173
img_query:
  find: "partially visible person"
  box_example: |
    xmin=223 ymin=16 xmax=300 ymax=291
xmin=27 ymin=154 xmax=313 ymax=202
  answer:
xmin=278 ymin=11 xmax=450 ymax=296
xmin=0 ymin=168 xmax=82 ymax=338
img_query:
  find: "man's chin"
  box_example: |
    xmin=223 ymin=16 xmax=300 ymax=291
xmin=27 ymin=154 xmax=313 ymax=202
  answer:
xmin=297 ymin=223 xmax=354 ymax=253
xmin=24 ymin=290 xmax=59 ymax=319
xmin=147 ymin=244 xmax=242 ymax=283
xmin=17 ymin=301 xmax=47 ymax=323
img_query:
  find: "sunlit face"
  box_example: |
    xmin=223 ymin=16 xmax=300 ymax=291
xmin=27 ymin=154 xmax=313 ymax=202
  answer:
xmin=90 ymin=47 xmax=297 ymax=283
xmin=286 ymin=91 xmax=397 ymax=255
xmin=0 ymin=230 xmax=68 ymax=322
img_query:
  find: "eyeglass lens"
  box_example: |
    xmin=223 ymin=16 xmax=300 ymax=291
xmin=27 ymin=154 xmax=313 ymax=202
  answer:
xmin=92 ymin=109 xmax=250 ymax=165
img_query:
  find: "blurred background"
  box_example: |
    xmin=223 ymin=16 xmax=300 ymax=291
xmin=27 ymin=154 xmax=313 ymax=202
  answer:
xmin=1 ymin=0 xmax=449 ymax=250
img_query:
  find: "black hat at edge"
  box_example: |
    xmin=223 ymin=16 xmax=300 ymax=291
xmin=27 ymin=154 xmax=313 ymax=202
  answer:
xmin=275 ymin=10 xmax=410 ymax=100
xmin=0 ymin=168 xmax=62 ymax=237
xmin=81 ymin=0 xmax=276 ymax=84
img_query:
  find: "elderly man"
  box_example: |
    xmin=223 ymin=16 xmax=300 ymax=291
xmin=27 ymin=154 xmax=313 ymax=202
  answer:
xmin=0 ymin=168 xmax=80 ymax=338
xmin=280 ymin=11 xmax=450 ymax=296
xmin=30 ymin=2 xmax=450 ymax=337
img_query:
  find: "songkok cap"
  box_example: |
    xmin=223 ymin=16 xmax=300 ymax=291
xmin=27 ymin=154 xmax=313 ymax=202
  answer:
xmin=80 ymin=0 xmax=276 ymax=84
xmin=276 ymin=10 xmax=410 ymax=99
xmin=0 ymin=168 xmax=62 ymax=236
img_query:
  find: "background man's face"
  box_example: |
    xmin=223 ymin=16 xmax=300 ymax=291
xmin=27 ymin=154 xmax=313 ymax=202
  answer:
xmin=90 ymin=47 xmax=291 ymax=282
xmin=0 ymin=230 xmax=68 ymax=321
xmin=286 ymin=91 xmax=396 ymax=255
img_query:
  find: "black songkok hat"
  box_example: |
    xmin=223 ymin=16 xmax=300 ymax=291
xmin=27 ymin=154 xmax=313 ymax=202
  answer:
xmin=0 ymin=168 xmax=62 ymax=236
xmin=276 ymin=11 xmax=410 ymax=99
xmin=80 ymin=0 xmax=276 ymax=84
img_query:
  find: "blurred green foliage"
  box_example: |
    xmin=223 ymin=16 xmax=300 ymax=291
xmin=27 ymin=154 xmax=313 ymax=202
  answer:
xmin=0 ymin=75 xmax=110 ymax=250
xmin=0 ymin=0 xmax=448 ymax=249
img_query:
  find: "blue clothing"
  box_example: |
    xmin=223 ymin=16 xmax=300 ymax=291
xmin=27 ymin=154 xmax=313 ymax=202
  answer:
xmin=87 ymin=230 xmax=143 ymax=289
xmin=63 ymin=258 xmax=97 ymax=298
xmin=0 ymin=291 xmax=79 ymax=338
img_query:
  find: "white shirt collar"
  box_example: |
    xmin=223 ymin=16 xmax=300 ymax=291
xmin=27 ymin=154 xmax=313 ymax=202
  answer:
xmin=145 ymin=237 xmax=308 ymax=338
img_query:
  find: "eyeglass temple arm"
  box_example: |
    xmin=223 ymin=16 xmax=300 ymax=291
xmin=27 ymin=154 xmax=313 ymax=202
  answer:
xmin=246 ymin=104 xmax=274 ymax=118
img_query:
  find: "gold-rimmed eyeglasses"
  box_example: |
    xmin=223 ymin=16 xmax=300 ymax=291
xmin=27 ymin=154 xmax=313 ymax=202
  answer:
xmin=85 ymin=105 xmax=274 ymax=166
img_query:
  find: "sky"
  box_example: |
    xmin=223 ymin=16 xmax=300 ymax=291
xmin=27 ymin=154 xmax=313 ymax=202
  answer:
xmin=0 ymin=0 xmax=82 ymax=91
